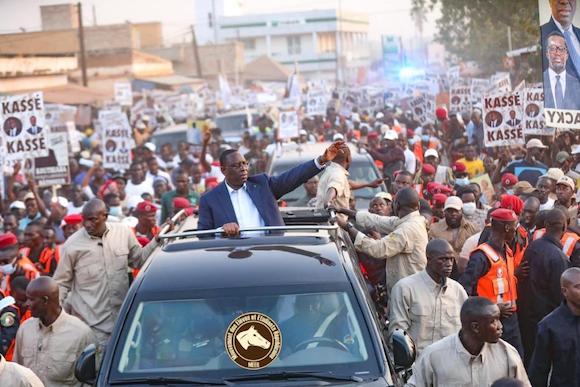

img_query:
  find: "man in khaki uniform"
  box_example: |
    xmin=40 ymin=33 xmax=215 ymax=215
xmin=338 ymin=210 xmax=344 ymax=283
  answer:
xmin=54 ymin=199 xmax=164 ymax=344
xmin=0 ymin=354 xmax=43 ymax=386
xmin=388 ymin=239 xmax=467 ymax=354
xmin=14 ymin=277 xmax=94 ymax=387
xmin=335 ymin=188 xmax=428 ymax=293
xmin=408 ymin=297 xmax=530 ymax=387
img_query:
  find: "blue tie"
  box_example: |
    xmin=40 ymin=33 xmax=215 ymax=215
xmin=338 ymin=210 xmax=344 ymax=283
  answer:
xmin=564 ymin=29 xmax=580 ymax=75
xmin=555 ymin=75 xmax=564 ymax=108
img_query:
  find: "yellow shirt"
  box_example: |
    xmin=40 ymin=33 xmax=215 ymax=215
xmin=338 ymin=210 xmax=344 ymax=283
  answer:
xmin=457 ymin=158 xmax=485 ymax=178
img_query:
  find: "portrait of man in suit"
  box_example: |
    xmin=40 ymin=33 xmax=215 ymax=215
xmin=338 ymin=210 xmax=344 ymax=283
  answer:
xmin=543 ymin=31 xmax=580 ymax=109
xmin=541 ymin=0 xmax=580 ymax=77
xmin=3 ymin=117 xmax=23 ymax=137
xmin=485 ymin=111 xmax=502 ymax=128
xmin=506 ymin=110 xmax=521 ymax=127
xmin=26 ymin=115 xmax=43 ymax=135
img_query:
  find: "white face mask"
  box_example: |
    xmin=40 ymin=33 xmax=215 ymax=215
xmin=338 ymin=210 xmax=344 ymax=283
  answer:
xmin=0 ymin=261 xmax=16 ymax=275
xmin=463 ymin=202 xmax=477 ymax=216
xmin=109 ymin=206 xmax=123 ymax=217
xmin=455 ymin=177 xmax=470 ymax=186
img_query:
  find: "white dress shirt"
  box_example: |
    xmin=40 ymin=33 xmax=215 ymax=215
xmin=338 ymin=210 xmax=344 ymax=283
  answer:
xmin=226 ymin=182 xmax=265 ymax=230
xmin=549 ymin=68 xmax=567 ymax=107
xmin=404 ymin=147 xmax=417 ymax=174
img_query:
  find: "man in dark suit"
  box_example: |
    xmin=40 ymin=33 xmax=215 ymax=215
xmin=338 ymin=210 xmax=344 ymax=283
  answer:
xmin=198 ymin=141 xmax=346 ymax=235
xmin=543 ymin=31 xmax=580 ymax=109
xmin=506 ymin=110 xmax=521 ymax=127
xmin=26 ymin=116 xmax=43 ymax=135
xmin=541 ymin=0 xmax=580 ymax=78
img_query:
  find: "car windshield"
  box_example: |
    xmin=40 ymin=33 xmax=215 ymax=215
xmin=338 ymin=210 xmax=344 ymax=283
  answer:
xmin=270 ymin=159 xmax=383 ymax=204
xmin=111 ymin=288 xmax=380 ymax=381
xmin=216 ymin=114 xmax=250 ymax=138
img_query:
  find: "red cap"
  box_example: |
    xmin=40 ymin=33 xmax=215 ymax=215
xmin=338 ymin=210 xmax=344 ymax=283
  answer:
xmin=490 ymin=208 xmax=518 ymax=222
xmin=205 ymin=176 xmax=218 ymax=186
xmin=406 ymin=128 xmax=415 ymax=138
xmin=499 ymin=194 xmax=524 ymax=216
xmin=136 ymin=236 xmax=150 ymax=247
xmin=432 ymin=193 xmax=448 ymax=206
xmin=436 ymin=107 xmax=448 ymax=121
xmin=62 ymin=214 xmax=83 ymax=226
xmin=452 ymin=162 xmax=467 ymax=173
xmin=173 ymin=197 xmax=191 ymax=209
xmin=501 ymin=173 xmax=518 ymax=187
xmin=422 ymin=164 xmax=436 ymax=175
xmin=135 ymin=201 xmax=157 ymax=214
xmin=0 ymin=232 xmax=18 ymax=249
xmin=367 ymin=131 xmax=379 ymax=140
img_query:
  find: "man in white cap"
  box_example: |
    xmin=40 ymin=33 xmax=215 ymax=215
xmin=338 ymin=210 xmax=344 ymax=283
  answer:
xmin=555 ymin=175 xmax=578 ymax=227
xmin=540 ymin=167 xmax=565 ymax=202
xmin=365 ymin=129 xmax=405 ymax=182
xmin=423 ymin=149 xmax=454 ymax=185
xmin=502 ymin=139 xmax=548 ymax=186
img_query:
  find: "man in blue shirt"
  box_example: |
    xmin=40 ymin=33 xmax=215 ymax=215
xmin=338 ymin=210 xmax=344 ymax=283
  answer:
xmin=502 ymin=139 xmax=548 ymax=186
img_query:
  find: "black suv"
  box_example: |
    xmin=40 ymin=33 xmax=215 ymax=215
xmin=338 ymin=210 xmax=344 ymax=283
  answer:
xmin=75 ymin=209 xmax=415 ymax=386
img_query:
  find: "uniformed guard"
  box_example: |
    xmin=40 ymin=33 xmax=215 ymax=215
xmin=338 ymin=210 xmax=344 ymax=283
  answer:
xmin=0 ymin=232 xmax=39 ymax=295
xmin=0 ymin=289 xmax=19 ymax=361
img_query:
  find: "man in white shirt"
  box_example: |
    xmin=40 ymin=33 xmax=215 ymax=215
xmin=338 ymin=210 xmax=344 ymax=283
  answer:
xmin=125 ymin=162 xmax=154 ymax=199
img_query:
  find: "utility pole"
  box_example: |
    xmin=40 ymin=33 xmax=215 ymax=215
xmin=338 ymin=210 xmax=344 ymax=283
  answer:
xmin=77 ymin=2 xmax=88 ymax=87
xmin=507 ymin=26 xmax=513 ymax=52
xmin=190 ymin=25 xmax=203 ymax=78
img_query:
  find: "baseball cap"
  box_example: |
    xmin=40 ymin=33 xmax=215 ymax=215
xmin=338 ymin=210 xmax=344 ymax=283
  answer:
xmin=513 ymin=181 xmax=536 ymax=195
xmin=526 ymin=138 xmax=548 ymax=149
xmin=556 ymin=151 xmax=571 ymax=164
xmin=424 ymin=149 xmax=439 ymax=159
xmin=374 ymin=192 xmax=393 ymax=201
xmin=51 ymin=196 xmax=69 ymax=208
xmin=556 ymin=175 xmax=575 ymax=191
xmin=332 ymin=133 xmax=344 ymax=141
xmin=541 ymin=168 xmax=564 ymax=182
xmin=299 ymin=129 xmax=308 ymax=136
xmin=375 ymin=112 xmax=384 ymax=119
xmin=383 ymin=130 xmax=398 ymax=141
xmin=444 ymin=196 xmax=463 ymax=211
xmin=23 ymin=192 xmax=35 ymax=202
xmin=144 ymin=142 xmax=156 ymax=152
xmin=9 ymin=201 xmax=25 ymax=210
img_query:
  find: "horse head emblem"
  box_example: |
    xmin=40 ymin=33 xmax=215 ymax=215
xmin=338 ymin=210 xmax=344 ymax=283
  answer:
xmin=236 ymin=325 xmax=271 ymax=351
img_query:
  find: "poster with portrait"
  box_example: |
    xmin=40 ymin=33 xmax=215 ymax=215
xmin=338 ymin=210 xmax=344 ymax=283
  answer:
xmin=409 ymin=95 xmax=433 ymax=126
xmin=33 ymin=131 xmax=71 ymax=187
xmin=471 ymin=78 xmax=490 ymax=106
xmin=470 ymin=174 xmax=495 ymax=205
xmin=99 ymin=110 xmax=134 ymax=171
xmin=483 ymin=92 xmax=525 ymax=147
xmin=278 ymin=111 xmax=299 ymax=139
xmin=538 ymin=1 xmax=580 ymax=121
xmin=0 ymin=92 xmax=49 ymax=161
xmin=523 ymin=87 xmax=553 ymax=135
xmin=306 ymin=90 xmax=329 ymax=117
xmin=488 ymin=72 xmax=512 ymax=94
xmin=114 ymin=82 xmax=133 ymax=107
xmin=450 ymin=86 xmax=472 ymax=113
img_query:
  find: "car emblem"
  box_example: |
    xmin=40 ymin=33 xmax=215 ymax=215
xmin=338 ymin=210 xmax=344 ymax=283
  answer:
xmin=225 ymin=312 xmax=282 ymax=370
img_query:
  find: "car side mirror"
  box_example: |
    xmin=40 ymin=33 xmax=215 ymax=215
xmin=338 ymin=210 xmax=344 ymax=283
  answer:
xmin=75 ymin=343 xmax=97 ymax=384
xmin=391 ymin=329 xmax=416 ymax=370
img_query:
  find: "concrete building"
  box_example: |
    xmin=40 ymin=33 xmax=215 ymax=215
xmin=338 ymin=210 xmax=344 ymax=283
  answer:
xmin=216 ymin=9 xmax=370 ymax=84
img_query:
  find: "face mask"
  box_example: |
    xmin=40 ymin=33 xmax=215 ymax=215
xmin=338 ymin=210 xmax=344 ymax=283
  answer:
xmin=421 ymin=135 xmax=430 ymax=143
xmin=455 ymin=177 xmax=470 ymax=186
xmin=506 ymin=189 xmax=514 ymax=195
xmin=463 ymin=202 xmax=477 ymax=216
xmin=109 ymin=206 xmax=122 ymax=217
xmin=0 ymin=262 xmax=16 ymax=275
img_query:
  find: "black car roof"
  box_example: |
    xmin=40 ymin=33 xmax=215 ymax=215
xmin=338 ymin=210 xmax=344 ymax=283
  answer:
xmin=137 ymin=233 xmax=349 ymax=295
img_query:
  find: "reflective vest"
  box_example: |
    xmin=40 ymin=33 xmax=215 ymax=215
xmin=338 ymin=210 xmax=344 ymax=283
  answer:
xmin=475 ymin=243 xmax=518 ymax=308
xmin=512 ymin=225 xmax=529 ymax=268
xmin=38 ymin=246 xmax=60 ymax=276
xmin=533 ymin=229 xmax=580 ymax=259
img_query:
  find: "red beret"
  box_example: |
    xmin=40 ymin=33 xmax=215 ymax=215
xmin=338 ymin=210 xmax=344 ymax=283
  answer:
xmin=136 ymin=236 xmax=150 ymax=247
xmin=499 ymin=194 xmax=524 ymax=216
xmin=61 ymin=214 xmax=83 ymax=228
xmin=501 ymin=173 xmax=518 ymax=187
xmin=367 ymin=131 xmax=379 ymax=140
xmin=436 ymin=107 xmax=448 ymax=121
xmin=432 ymin=193 xmax=448 ymax=206
xmin=452 ymin=162 xmax=467 ymax=173
xmin=0 ymin=232 xmax=18 ymax=249
xmin=422 ymin=164 xmax=436 ymax=175
xmin=490 ymin=208 xmax=518 ymax=222
xmin=173 ymin=197 xmax=191 ymax=209
xmin=135 ymin=201 xmax=157 ymax=214
xmin=205 ymin=176 xmax=218 ymax=186
xmin=426 ymin=182 xmax=441 ymax=194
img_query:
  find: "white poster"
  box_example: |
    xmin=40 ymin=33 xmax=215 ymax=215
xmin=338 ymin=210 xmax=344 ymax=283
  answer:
xmin=306 ymin=90 xmax=328 ymax=117
xmin=544 ymin=108 xmax=580 ymax=130
xmin=278 ymin=111 xmax=299 ymax=139
xmin=409 ymin=95 xmax=429 ymax=126
xmin=471 ymin=78 xmax=490 ymax=106
xmin=523 ymin=87 xmax=553 ymax=136
xmin=450 ymin=86 xmax=472 ymax=113
xmin=33 ymin=131 xmax=71 ymax=187
xmin=114 ymin=82 xmax=133 ymax=107
xmin=99 ymin=110 xmax=134 ymax=171
xmin=0 ymin=92 xmax=49 ymax=161
xmin=489 ymin=72 xmax=512 ymax=94
xmin=483 ymin=92 xmax=525 ymax=147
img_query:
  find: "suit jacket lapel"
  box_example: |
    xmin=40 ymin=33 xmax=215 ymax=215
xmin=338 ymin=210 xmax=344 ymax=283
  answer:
xmin=217 ymin=183 xmax=238 ymax=224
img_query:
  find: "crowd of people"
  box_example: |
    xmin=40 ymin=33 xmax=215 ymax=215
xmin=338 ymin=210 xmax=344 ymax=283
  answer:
xmin=0 ymin=98 xmax=579 ymax=386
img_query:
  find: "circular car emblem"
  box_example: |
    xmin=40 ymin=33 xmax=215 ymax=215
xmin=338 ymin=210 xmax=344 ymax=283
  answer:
xmin=225 ymin=312 xmax=282 ymax=370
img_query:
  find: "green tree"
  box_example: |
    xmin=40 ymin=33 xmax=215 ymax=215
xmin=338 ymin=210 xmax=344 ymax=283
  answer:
xmin=412 ymin=0 xmax=541 ymax=79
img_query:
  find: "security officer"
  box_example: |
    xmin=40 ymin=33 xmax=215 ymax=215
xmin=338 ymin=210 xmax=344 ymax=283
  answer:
xmin=0 ymin=289 xmax=19 ymax=361
xmin=0 ymin=233 xmax=39 ymax=295
xmin=459 ymin=208 xmax=524 ymax=358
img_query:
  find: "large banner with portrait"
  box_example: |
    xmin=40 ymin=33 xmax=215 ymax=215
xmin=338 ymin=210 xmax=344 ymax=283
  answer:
xmin=539 ymin=0 xmax=580 ymax=124
xmin=99 ymin=110 xmax=134 ymax=171
xmin=483 ymin=92 xmax=525 ymax=147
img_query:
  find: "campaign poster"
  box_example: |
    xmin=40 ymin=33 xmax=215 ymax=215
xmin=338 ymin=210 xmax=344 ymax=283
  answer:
xmin=409 ymin=95 xmax=430 ymax=126
xmin=0 ymin=92 xmax=49 ymax=161
xmin=114 ymin=82 xmax=133 ymax=107
xmin=45 ymin=104 xmax=81 ymax=153
xmin=538 ymin=0 xmax=580 ymax=125
xmin=306 ymin=90 xmax=328 ymax=117
xmin=523 ymin=87 xmax=553 ymax=136
xmin=447 ymin=65 xmax=460 ymax=85
xmin=488 ymin=73 xmax=512 ymax=94
xmin=470 ymin=174 xmax=495 ymax=205
xmin=450 ymin=86 xmax=472 ymax=113
xmin=471 ymin=78 xmax=490 ymax=106
xmin=483 ymin=92 xmax=525 ymax=147
xmin=99 ymin=110 xmax=134 ymax=171
xmin=278 ymin=111 xmax=299 ymax=139
xmin=33 ymin=131 xmax=71 ymax=187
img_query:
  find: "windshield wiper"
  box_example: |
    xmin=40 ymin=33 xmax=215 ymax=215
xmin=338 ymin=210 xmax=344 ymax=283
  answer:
xmin=110 ymin=376 xmax=227 ymax=385
xmin=223 ymin=370 xmax=363 ymax=383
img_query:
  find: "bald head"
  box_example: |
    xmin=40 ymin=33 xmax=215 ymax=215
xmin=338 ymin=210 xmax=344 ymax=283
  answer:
xmin=561 ymin=267 xmax=580 ymax=288
xmin=545 ymin=208 xmax=567 ymax=236
xmin=82 ymin=198 xmax=107 ymax=217
xmin=524 ymin=196 xmax=540 ymax=211
xmin=395 ymin=188 xmax=420 ymax=212
xmin=27 ymin=276 xmax=59 ymax=300
xmin=27 ymin=276 xmax=62 ymax=323
xmin=426 ymin=239 xmax=454 ymax=259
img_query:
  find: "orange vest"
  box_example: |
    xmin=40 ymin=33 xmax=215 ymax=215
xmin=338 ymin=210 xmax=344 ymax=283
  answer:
xmin=475 ymin=243 xmax=518 ymax=307
xmin=533 ymin=229 xmax=580 ymax=259
xmin=38 ymin=246 xmax=60 ymax=275
xmin=513 ymin=226 xmax=529 ymax=268
xmin=3 ymin=256 xmax=40 ymax=295
xmin=131 ymin=226 xmax=160 ymax=279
